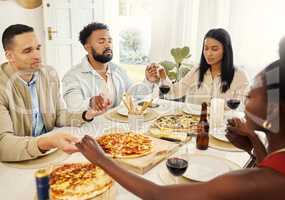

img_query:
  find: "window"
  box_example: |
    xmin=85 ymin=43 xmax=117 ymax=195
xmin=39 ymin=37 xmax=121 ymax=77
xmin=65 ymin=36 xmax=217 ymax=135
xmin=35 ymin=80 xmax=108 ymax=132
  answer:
xmin=118 ymin=0 xmax=152 ymax=65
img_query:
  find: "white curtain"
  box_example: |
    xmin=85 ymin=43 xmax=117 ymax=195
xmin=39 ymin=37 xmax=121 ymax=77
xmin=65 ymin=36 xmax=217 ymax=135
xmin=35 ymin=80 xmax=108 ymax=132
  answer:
xmin=149 ymin=0 xmax=196 ymax=62
xmin=149 ymin=0 xmax=285 ymax=78
xmin=149 ymin=0 xmax=230 ymax=63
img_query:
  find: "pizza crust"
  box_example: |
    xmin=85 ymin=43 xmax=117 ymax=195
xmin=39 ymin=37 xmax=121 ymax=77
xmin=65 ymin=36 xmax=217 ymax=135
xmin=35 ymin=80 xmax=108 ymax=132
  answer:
xmin=106 ymin=146 xmax=153 ymax=159
xmin=50 ymin=183 xmax=112 ymax=200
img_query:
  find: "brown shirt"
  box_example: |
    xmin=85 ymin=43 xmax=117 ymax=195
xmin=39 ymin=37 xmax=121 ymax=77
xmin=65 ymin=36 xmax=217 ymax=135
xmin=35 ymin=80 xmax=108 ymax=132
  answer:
xmin=0 ymin=62 xmax=85 ymax=162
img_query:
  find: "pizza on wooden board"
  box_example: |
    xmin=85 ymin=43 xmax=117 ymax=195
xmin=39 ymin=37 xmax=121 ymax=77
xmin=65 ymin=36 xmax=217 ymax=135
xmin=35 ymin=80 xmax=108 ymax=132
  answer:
xmin=49 ymin=163 xmax=113 ymax=200
xmin=97 ymin=132 xmax=153 ymax=158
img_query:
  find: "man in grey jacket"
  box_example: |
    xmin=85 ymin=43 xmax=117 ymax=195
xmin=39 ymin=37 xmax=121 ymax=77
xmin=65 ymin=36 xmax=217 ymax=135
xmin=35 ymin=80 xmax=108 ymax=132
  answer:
xmin=62 ymin=22 xmax=159 ymax=112
xmin=0 ymin=24 xmax=101 ymax=161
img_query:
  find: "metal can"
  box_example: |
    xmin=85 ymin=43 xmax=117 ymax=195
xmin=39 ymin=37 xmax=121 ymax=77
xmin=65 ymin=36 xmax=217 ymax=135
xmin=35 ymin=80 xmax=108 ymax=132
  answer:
xmin=35 ymin=168 xmax=50 ymax=200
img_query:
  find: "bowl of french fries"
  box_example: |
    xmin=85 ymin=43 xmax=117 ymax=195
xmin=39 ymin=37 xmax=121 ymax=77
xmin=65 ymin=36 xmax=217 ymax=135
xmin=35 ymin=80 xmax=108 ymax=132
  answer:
xmin=117 ymin=94 xmax=153 ymax=116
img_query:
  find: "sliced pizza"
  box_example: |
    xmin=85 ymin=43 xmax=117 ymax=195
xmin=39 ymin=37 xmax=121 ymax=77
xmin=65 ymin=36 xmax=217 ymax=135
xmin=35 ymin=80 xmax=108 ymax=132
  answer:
xmin=154 ymin=113 xmax=199 ymax=132
xmin=49 ymin=163 xmax=112 ymax=200
xmin=97 ymin=132 xmax=153 ymax=158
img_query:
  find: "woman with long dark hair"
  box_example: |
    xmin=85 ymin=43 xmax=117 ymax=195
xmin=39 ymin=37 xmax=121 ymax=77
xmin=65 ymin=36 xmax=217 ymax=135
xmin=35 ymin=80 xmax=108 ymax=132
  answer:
xmin=159 ymin=28 xmax=249 ymax=103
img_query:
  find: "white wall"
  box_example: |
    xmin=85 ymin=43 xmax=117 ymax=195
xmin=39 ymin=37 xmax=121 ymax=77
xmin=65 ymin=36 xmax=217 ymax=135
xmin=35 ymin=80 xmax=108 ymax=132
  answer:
xmin=229 ymin=0 xmax=285 ymax=78
xmin=0 ymin=0 xmax=44 ymax=63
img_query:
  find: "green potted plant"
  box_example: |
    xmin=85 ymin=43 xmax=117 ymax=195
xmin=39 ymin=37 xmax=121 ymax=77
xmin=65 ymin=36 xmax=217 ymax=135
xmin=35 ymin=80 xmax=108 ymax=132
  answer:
xmin=159 ymin=46 xmax=193 ymax=82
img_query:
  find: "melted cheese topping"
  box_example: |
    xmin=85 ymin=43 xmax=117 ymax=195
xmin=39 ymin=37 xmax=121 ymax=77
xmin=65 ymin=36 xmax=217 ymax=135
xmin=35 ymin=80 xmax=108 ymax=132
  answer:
xmin=97 ymin=132 xmax=152 ymax=157
xmin=49 ymin=163 xmax=112 ymax=200
xmin=155 ymin=114 xmax=199 ymax=130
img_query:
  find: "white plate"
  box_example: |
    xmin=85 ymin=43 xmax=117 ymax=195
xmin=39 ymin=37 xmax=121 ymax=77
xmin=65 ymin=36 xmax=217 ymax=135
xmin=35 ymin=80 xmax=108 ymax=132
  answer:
xmin=183 ymin=103 xmax=210 ymax=115
xmin=182 ymin=103 xmax=202 ymax=115
xmin=183 ymin=154 xmax=231 ymax=182
xmin=116 ymin=106 xmax=148 ymax=116
xmin=212 ymin=133 xmax=229 ymax=143
xmin=211 ymin=128 xmax=229 ymax=142
xmin=116 ymin=106 xmax=129 ymax=116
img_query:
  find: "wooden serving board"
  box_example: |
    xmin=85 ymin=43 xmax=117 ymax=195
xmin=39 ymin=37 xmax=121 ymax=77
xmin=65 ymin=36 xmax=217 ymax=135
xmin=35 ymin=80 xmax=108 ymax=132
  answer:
xmin=113 ymin=136 xmax=181 ymax=174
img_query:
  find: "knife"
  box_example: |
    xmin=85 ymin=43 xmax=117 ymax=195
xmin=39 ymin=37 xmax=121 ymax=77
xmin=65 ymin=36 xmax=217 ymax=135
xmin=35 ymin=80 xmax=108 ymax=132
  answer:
xmin=160 ymin=137 xmax=181 ymax=142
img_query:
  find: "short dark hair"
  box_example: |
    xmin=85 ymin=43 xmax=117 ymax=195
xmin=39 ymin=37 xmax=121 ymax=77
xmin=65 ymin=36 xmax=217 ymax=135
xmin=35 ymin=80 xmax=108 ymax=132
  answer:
xmin=79 ymin=22 xmax=109 ymax=46
xmin=2 ymin=24 xmax=34 ymax=50
xmin=198 ymin=28 xmax=235 ymax=93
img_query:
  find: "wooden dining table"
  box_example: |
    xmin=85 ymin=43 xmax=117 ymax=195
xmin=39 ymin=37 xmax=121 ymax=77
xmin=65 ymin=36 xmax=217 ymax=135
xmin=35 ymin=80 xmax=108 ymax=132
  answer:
xmin=0 ymin=99 xmax=250 ymax=200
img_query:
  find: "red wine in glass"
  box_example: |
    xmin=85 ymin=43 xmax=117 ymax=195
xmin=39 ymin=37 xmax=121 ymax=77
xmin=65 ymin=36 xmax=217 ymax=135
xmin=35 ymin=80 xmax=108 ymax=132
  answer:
xmin=227 ymin=99 xmax=240 ymax=110
xmin=166 ymin=157 xmax=188 ymax=177
xmin=159 ymin=85 xmax=170 ymax=94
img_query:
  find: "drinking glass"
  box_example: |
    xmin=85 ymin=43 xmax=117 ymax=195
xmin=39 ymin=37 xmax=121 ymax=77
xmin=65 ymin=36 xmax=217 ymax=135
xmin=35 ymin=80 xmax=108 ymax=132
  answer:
xmin=128 ymin=113 xmax=144 ymax=132
xmin=159 ymin=80 xmax=170 ymax=100
xmin=226 ymin=90 xmax=243 ymax=116
xmin=166 ymin=156 xmax=188 ymax=184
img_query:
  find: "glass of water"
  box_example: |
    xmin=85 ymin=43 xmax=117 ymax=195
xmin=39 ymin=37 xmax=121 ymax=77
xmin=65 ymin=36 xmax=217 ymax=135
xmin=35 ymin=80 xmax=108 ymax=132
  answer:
xmin=128 ymin=113 xmax=144 ymax=132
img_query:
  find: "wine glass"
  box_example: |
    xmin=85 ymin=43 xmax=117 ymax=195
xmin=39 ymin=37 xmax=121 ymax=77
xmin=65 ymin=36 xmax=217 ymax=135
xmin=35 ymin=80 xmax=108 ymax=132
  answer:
xmin=166 ymin=156 xmax=188 ymax=184
xmin=159 ymin=80 xmax=170 ymax=100
xmin=226 ymin=90 xmax=243 ymax=117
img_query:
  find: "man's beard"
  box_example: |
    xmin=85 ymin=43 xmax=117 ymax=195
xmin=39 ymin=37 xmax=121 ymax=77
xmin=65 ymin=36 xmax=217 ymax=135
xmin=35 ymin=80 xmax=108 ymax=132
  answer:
xmin=92 ymin=48 xmax=113 ymax=63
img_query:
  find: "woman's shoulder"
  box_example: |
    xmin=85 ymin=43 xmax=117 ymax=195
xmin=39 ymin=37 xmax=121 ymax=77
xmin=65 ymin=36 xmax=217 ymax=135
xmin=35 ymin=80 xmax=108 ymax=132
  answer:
xmin=234 ymin=67 xmax=250 ymax=82
xmin=234 ymin=67 xmax=248 ymax=77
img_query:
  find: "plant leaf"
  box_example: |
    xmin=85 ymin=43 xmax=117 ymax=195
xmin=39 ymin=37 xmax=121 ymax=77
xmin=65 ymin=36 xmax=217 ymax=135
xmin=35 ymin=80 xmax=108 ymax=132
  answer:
xmin=171 ymin=48 xmax=183 ymax=64
xmin=159 ymin=61 xmax=176 ymax=71
xmin=170 ymin=48 xmax=179 ymax=58
xmin=182 ymin=63 xmax=194 ymax=68
xmin=181 ymin=46 xmax=190 ymax=58
xmin=185 ymin=54 xmax=192 ymax=58
xmin=167 ymin=71 xmax=177 ymax=80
